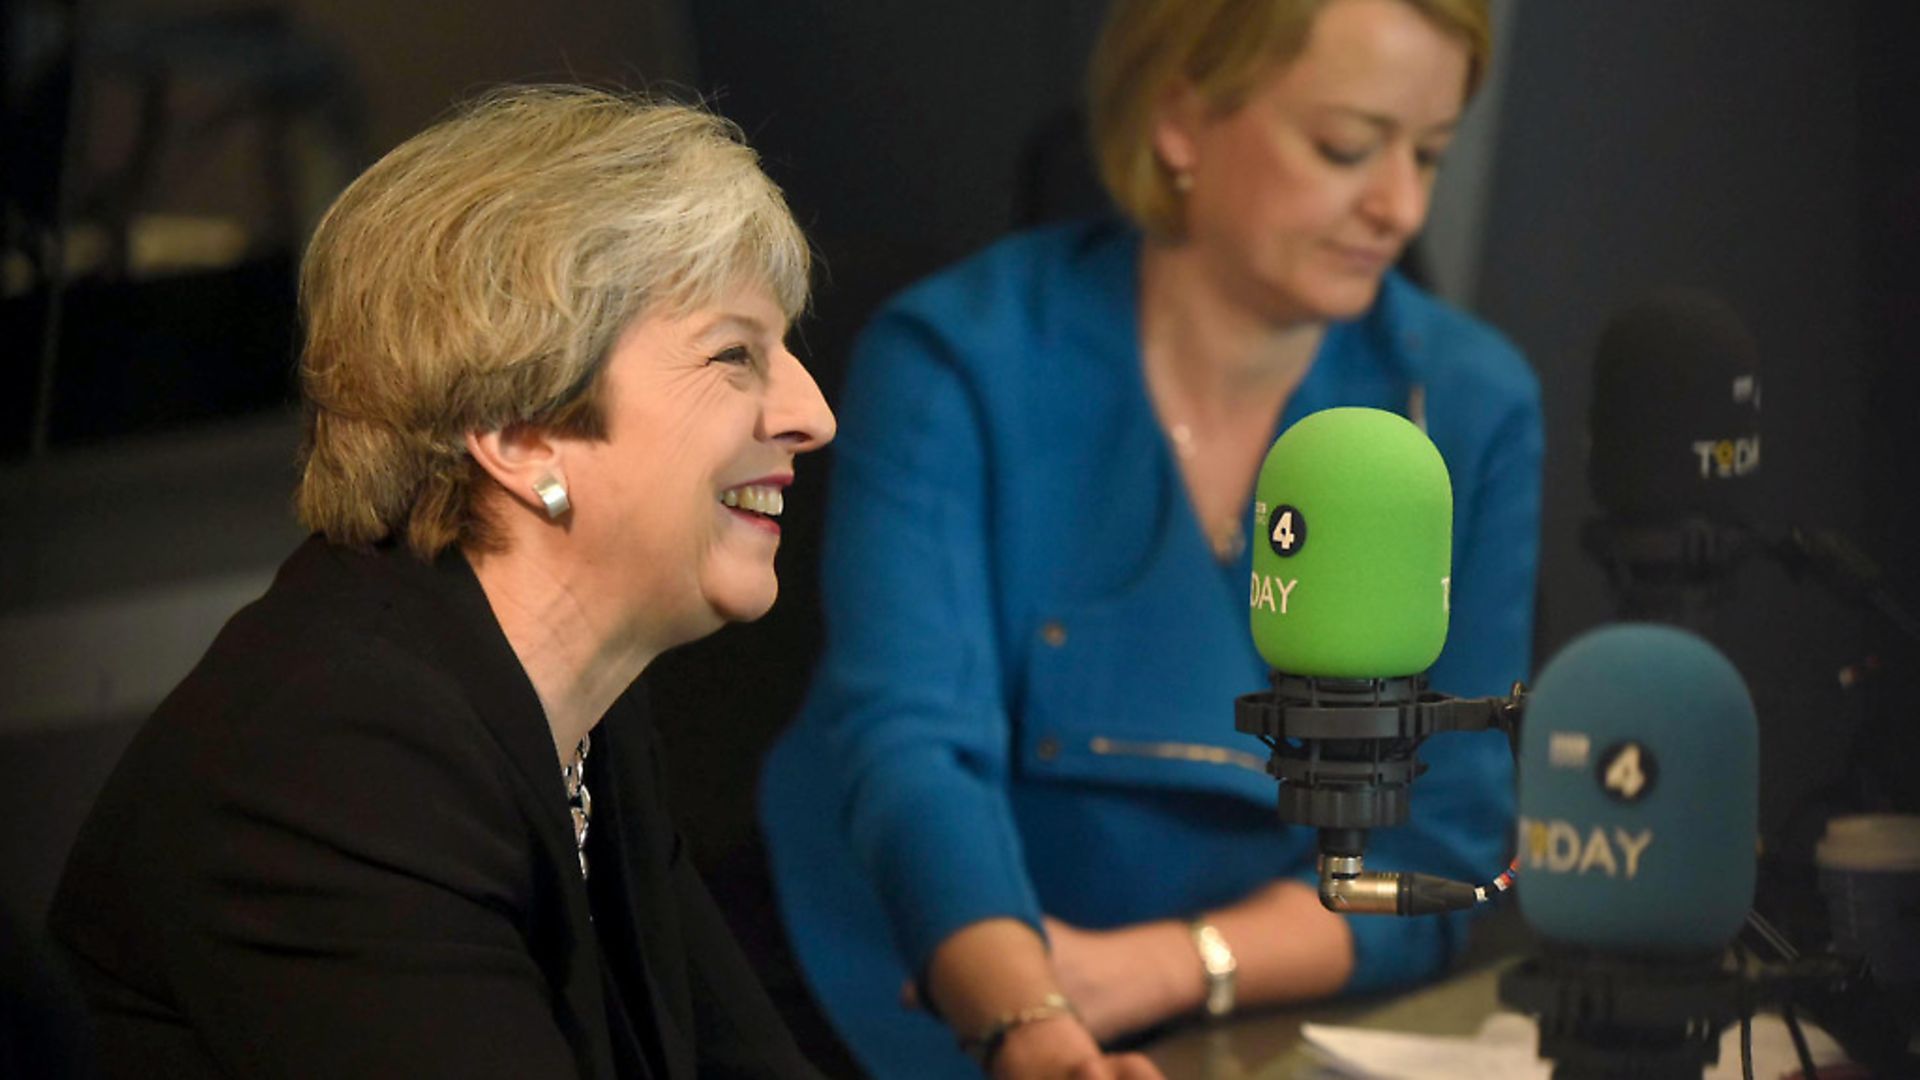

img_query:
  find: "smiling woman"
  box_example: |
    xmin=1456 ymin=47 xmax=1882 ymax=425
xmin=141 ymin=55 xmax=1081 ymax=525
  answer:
xmin=49 ymin=86 xmax=834 ymax=1079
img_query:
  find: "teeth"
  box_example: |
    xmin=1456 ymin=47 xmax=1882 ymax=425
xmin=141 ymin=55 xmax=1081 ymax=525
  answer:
xmin=720 ymin=484 xmax=784 ymax=516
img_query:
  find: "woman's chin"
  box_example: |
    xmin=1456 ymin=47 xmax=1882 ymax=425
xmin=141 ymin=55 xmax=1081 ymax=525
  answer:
xmin=1294 ymin=275 xmax=1386 ymax=323
xmin=704 ymin=574 xmax=780 ymax=626
xmin=1241 ymin=269 xmax=1385 ymax=326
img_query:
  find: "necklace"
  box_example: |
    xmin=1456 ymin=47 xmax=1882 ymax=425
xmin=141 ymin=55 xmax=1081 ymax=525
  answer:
xmin=1168 ymin=422 xmax=1198 ymax=459
xmin=561 ymin=733 xmax=592 ymax=880
xmin=1167 ymin=422 xmax=1248 ymax=563
xmin=1210 ymin=516 xmax=1247 ymax=562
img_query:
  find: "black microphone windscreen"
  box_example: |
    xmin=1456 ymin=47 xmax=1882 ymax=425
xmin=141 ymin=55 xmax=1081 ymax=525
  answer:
xmin=1587 ymin=291 xmax=1762 ymax=522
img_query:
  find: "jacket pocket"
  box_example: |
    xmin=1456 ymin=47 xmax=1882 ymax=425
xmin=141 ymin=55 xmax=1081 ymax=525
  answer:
xmin=1015 ymin=569 xmax=1276 ymax=808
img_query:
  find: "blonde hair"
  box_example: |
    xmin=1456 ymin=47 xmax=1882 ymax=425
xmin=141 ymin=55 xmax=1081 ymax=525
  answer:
xmin=1089 ymin=0 xmax=1491 ymax=237
xmin=295 ymin=85 xmax=810 ymax=558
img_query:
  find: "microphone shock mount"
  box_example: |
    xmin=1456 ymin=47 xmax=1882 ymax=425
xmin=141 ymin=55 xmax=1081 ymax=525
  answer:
xmin=1235 ymin=672 xmax=1526 ymax=916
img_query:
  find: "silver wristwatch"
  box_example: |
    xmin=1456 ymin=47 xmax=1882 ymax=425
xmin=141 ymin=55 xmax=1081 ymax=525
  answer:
xmin=1188 ymin=919 xmax=1238 ymax=1019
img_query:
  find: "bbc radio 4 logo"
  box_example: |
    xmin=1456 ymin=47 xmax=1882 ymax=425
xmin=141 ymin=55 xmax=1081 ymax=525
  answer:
xmin=1691 ymin=434 xmax=1759 ymax=480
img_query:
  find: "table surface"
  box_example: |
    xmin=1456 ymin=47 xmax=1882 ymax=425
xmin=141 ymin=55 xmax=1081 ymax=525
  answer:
xmin=1143 ymin=959 xmax=1510 ymax=1079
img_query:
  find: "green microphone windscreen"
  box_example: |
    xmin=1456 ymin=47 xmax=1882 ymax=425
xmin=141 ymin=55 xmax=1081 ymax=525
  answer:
xmin=1250 ymin=407 xmax=1452 ymax=676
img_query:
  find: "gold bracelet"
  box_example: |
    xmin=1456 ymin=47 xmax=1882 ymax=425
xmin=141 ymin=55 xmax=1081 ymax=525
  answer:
xmin=957 ymin=992 xmax=1079 ymax=1067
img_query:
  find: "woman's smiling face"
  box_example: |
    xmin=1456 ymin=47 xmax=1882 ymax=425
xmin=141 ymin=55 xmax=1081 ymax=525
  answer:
xmin=558 ymin=280 xmax=835 ymax=647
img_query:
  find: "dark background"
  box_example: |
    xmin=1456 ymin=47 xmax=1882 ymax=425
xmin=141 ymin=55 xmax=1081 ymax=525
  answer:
xmin=5 ymin=1 xmax=1918 ymax=1074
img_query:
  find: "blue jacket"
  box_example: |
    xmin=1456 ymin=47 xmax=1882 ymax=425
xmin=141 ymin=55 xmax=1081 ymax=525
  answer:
xmin=762 ymin=219 xmax=1543 ymax=1076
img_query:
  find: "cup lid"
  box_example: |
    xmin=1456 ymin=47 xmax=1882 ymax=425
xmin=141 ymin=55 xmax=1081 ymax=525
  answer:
xmin=1816 ymin=813 xmax=1920 ymax=871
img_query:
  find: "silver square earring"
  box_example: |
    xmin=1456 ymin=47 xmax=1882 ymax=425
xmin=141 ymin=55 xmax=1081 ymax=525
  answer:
xmin=532 ymin=475 xmax=571 ymax=519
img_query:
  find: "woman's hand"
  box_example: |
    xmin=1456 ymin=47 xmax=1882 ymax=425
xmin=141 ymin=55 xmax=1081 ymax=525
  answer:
xmin=1042 ymin=916 xmax=1205 ymax=1043
xmin=915 ymin=918 xmax=1169 ymax=1078
xmin=898 ymin=979 xmax=1165 ymax=1079
xmin=991 ymin=1014 xmax=1164 ymax=1080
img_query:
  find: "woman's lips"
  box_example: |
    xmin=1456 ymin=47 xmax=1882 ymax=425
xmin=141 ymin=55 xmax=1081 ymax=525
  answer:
xmin=723 ymin=505 xmax=782 ymax=536
xmin=718 ymin=477 xmax=790 ymax=537
xmin=1326 ymin=243 xmax=1397 ymax=274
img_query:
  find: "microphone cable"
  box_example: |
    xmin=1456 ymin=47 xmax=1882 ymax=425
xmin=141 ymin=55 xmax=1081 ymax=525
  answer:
xmin=1780 ymin=1001 xmax=1821 ymax=1080
xmin=1471 ymin=856 xmax=1519 ymax=907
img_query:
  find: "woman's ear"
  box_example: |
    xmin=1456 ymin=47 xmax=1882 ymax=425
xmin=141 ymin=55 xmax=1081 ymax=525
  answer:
xmin=467 ymin=424 xmax=569 ymax=520
xmin=1151 ymin=80 xmax=1206 ymax=177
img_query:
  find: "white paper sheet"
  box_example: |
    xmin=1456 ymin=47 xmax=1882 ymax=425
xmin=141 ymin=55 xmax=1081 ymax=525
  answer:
xmin=1300 ymin=1010 xmax=1849 ymax=1080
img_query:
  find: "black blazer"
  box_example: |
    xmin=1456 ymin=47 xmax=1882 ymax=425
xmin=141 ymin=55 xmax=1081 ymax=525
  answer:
xmin=49 ymin=538 xmax=820 ymax=1079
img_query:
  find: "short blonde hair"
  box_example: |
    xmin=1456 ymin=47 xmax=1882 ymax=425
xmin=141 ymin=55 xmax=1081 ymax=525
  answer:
xmin=296 ymin=85 xmax=809 ymax=558
xmin=1089 ymin=0 xmax=1491 ymax=238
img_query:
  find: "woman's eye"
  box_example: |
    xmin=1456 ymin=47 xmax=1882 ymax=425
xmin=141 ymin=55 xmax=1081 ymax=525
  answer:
xmin=1316 ymin=142 xmax=1372 ymax=167
xmin=1416 ymin=146 xmax=1449 ymax=171
xmin=710 ymin=345 xmax=754 ymax=367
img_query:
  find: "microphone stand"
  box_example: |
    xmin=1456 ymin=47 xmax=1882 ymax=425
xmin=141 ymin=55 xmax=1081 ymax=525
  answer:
xmin=1579 ymin=515 xmax=1756 ymax=627
xmin=1738 ymin=913 xmax=1919 ymax=1080
xmin=1583 ymin=514 xmax=1920 ymax=648
xmin=1234 ymin=673 xmax=1526 ymax=915
xmin=1767 ymin=526 xmax=1920 ymax=647
xmin=1497 ymin=946 xmax=1750 ymax=1080
xmin=1500 ymin=934 xmax=1918 ymax=1079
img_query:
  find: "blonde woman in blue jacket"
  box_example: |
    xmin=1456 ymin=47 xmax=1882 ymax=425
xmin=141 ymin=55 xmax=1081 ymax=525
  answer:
xmin=761 ymin=1 xmax=1541 ymax=1076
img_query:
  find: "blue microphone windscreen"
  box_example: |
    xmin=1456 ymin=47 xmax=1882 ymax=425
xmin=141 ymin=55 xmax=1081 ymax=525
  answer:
xmin=1517 ymin=624 xmax=1758 ymax=953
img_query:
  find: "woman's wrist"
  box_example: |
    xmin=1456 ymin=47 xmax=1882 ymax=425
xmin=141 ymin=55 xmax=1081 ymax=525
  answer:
xmin=990 ymin=1011 xmax=1103 ymax=1078
xmin=1142 ymin=918 xmax=1213 ymax=1021
xmin=1067 ymin=918 xmax=1213 ymax=1036
xmin=958 ymin=992 xmax=1080 ymax=1069
xmin=926 ymin=918 xmax=1064 ymax=1033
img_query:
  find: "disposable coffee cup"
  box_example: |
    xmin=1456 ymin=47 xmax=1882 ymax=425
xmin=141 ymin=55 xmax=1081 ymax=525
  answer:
xmin=1815 ymin=813 xmax=1920 ymax=985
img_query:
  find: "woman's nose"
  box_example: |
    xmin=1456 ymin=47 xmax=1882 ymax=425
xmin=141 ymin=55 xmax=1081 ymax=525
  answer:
xmin=1362 ymin=146 xmax=1431 ymax=238
xmin=763 ymin=346 xmax=836 ymax=453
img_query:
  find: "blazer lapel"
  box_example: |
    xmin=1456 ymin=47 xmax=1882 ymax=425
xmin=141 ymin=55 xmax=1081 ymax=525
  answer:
xmin=415 ymin=549 xmax=621 ymax=1077
xmin=582 ymin=693 xmax=694 ymax=1078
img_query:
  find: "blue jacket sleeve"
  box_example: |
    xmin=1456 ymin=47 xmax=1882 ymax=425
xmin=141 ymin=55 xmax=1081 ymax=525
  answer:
xmin=1341 ymin=364 xmax=1543 ymax=994
xmin=807 ymin=307 xmax=1044 ymax=976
